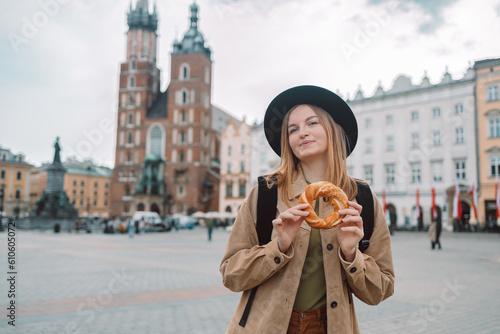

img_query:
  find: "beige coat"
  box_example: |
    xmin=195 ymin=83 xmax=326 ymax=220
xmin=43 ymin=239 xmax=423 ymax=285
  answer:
xmin=220 ymin=173 xmax=395 ymax=333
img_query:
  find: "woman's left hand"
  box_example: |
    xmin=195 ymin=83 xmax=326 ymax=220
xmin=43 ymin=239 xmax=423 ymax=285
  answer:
xmin=336 ymin=201 xmax=364 ymax=262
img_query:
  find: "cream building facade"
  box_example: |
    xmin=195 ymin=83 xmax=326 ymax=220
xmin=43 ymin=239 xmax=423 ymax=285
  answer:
xmin=0 ymin=147 xmax=32 ymax=218
xmin=219 ymin=119 xmax=250 ymax=214
xmin=347 ymin=66 xmax=477 ymax=230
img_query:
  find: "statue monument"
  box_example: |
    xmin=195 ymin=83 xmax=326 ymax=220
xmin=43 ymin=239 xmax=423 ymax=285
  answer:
xmin=22 ymin=138 xmax=78 ymax=231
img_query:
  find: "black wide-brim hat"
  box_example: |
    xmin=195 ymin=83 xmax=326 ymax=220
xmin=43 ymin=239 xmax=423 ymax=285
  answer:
xmin=264 ymin=85 xmax=358 ymax=157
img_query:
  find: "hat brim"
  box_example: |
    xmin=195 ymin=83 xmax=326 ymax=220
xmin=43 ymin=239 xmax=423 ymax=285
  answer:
xmin=263 ymin=85 xmax=358 ymax=157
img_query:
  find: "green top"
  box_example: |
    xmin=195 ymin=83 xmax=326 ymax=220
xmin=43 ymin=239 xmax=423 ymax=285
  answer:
xmin=293 ymin=198 xmax=327 ymax=309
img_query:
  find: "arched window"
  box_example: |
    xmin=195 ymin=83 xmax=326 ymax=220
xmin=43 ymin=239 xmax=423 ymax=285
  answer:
xmin=128 ymin=113 xmax=133 ymax=125
xmin=143 ymin=32 xmax=148 ymax=54
xmin=181 ymin=110 xmax=186 ymax=122
xmin=129 ymin=76 xmax=134 ymax=87
xmin=150 ymin=126 xmax=162 ymax=156
xmin=179 ymin=150 xmax=185 ymax=162
xmin=180 ymin=64 xmax=190 ymax=80
xmin=182 ymin=91 xmax=188 ymax=105
xmin=180 ymin=130 xmax=185 ymax=143
xmin=131 ymin=59 xmax=136 ymax=70
xmin=128 ymin=132 xmax=133 ymax=144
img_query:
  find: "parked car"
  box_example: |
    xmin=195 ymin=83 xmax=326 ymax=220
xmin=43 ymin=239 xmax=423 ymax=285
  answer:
xmin=132 ymin=211 xmax=168 ymax=232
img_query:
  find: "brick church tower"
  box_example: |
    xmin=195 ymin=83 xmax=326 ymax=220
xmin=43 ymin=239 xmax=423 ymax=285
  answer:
xmin=110 ymin=1 xmax=220 ymax=218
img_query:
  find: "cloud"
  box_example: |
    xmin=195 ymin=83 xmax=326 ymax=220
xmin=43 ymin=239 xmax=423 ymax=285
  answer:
xmin=368 ymin=0 xmax=460 ymax=33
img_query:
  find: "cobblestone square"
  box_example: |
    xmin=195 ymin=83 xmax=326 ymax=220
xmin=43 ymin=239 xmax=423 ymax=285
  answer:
xmin=0 ymin=228 xmax=499 ymax=333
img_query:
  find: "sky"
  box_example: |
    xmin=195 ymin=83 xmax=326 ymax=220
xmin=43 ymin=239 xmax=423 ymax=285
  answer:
xmin=0 ymin=0 xmax=499 ymax=168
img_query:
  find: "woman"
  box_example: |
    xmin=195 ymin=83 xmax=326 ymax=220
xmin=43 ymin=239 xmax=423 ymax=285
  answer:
xmin=220 ymin=86 xmax=394 ymax=333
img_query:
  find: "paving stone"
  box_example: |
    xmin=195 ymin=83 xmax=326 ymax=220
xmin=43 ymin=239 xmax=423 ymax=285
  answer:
xmin=0 ymin=228 xmax=499 ymax=333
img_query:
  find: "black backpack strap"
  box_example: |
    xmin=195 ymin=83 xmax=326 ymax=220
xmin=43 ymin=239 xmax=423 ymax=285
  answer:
xmin=256 ymin=176 xmax=278 ymax=245
xmin=239 ymin=176 xmax=278 ymax=327
xmin=355 ymin=181 xmax=374 ymax=253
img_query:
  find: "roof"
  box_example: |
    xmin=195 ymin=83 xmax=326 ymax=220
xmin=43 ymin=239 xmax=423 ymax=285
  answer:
xmin=147 ymin=91 xmax=168 ymax=118
xmin=349 ymin=66 xmax=475 ymax=103
xmin=474 ymin=58 xmax=500 ymax=70
xmin=60 ymin=159 xmax=112 ymax=177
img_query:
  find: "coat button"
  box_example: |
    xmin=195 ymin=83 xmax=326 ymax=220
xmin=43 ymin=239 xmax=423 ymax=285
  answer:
xmin=274 ymin=257 xmax=281 ymax=264
xmin=326 ymin=243 xmax=334 ymax=251
xmin=330 ymin=301 xmax=338 ymax=308
xmin=350 ymin=267 xmax=357 ymax=273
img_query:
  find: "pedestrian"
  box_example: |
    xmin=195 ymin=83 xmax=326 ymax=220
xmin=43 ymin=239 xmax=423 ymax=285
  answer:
xmin=127 ymin=218 xmax=134 ymax=239
xmin=429 ymin=215 xmax=442 ymax=250
xmin=220 ymin=85 xmax=395 ymax=333
xmin=206 ymin=218 xmax=214 ymax=242
xmin=135 ymin=219 xmax=140 ymax=235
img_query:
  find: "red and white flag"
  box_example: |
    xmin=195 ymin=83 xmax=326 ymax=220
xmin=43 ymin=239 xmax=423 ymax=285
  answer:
xmin=452 ymin=181 xmax=462 ymax=219
xmin=469 ymin=183 xmax=478 ymax=220
xmin=431 ymin=185 xmax=437 ymax=220
xmin=496 ymin=175 xmax=500 ymax=221
xmin=416 ymin=188 xmax=421 ymax=219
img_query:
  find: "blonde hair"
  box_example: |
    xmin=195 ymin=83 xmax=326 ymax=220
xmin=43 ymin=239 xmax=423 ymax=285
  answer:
xmin=267 ymin=104 xmax=358 ymax=206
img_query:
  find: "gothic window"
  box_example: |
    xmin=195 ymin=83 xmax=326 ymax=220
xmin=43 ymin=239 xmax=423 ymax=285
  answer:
xmin=131 ymin=59 xmax=136 ymax=70
xmin=179 ymin=150 xmax=185 ymax=163
xmin=150 ymin=126 xmax=162 ymax=157
xmin=180 ymin=64 xmax=190 ymax=80
xmin=181 ymin=110 xmax=186 ymax=123
xmin=180 ymin=130 xmax=185 ymax=143
xmin=128 ymin=132 xmax=133 ymax=144
xmin=182 ymin=91 xmax=188 ymax=105
xmin=128 ymin=113 xmax=133 ymax=125
xmin=129 ymin=76 xmax=134 ymax=88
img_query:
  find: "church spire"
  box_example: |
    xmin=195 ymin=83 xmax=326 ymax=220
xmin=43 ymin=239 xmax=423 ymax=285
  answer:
xmin=127 ymin=0 xmax=158 ymax=32
xmin=190 ymin=2 xmax=199 ymax=28
xmin=172 ymin=2 xmax=211 ymax=59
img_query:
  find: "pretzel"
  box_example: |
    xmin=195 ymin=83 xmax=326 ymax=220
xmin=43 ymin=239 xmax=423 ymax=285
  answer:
xmin=299 ymin=181 xmax=348 ymax=229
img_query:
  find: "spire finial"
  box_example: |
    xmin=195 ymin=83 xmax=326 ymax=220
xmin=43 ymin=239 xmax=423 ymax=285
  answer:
xmin=190 ymin=2 xmax=199 ymax=28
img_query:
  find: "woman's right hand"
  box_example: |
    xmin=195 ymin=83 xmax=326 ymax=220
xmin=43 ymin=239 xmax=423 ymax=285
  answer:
xmin=272 ymin=203 xmax=310 ymax=253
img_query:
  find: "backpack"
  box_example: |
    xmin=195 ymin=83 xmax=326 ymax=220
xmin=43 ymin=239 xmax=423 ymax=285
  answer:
xmin=239 ymin=176 xmax=375 ymax=327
